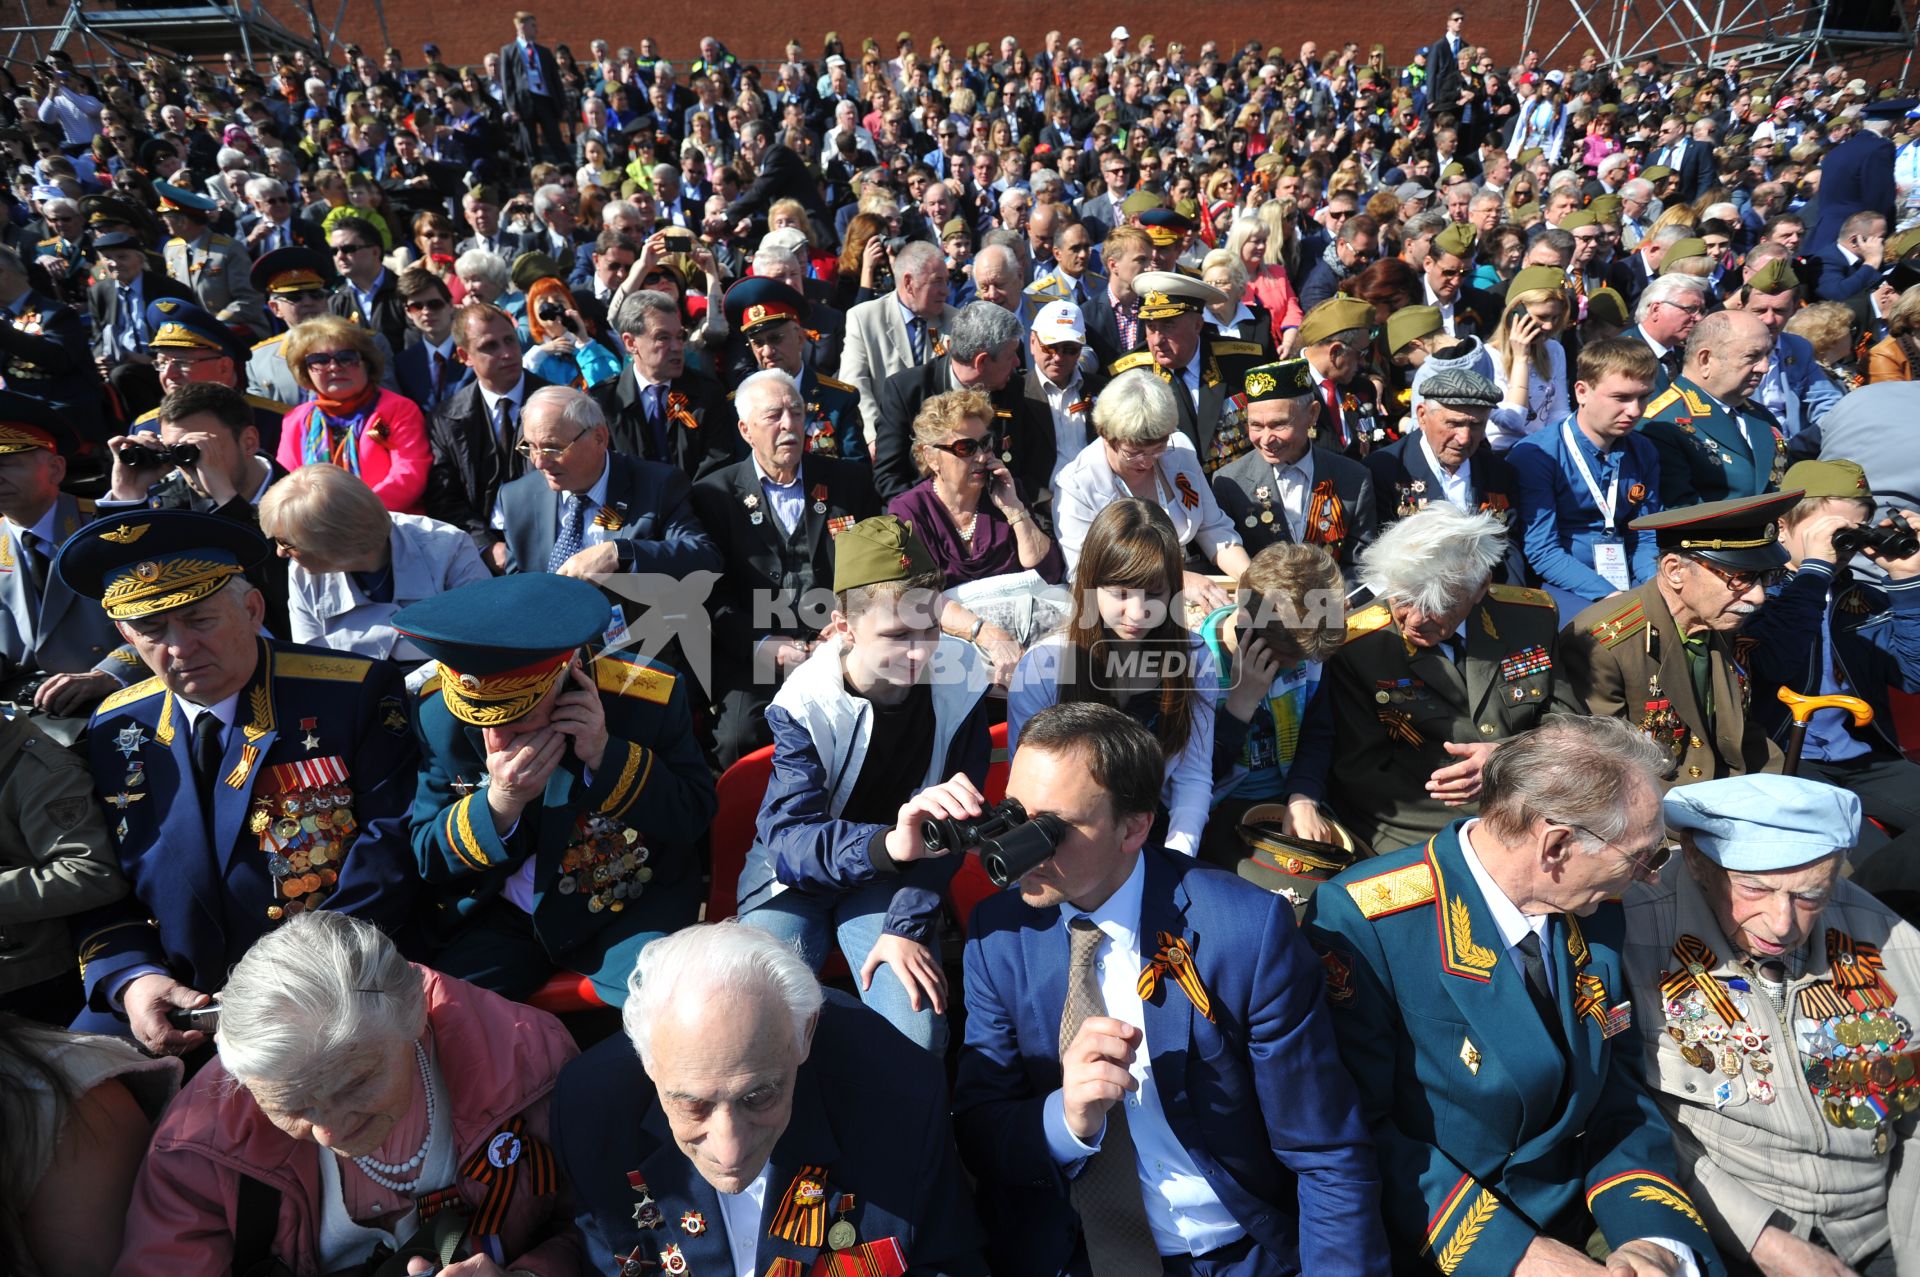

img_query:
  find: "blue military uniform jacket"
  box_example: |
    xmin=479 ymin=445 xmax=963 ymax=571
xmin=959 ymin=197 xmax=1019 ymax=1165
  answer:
xmin=954 ymin=847 xmax=1389 ymax=1277
xmin=1638 ymin=376 xmax=1786 ymax=508
xmin=551 ymin=992 xmax=988 ymax=1276
xmin=0 ymin=495 xmax=122 ymax=683
xmin=408 ymin=651 xmax=716 ymax=1001
xmin=1304 ymin=824 xmax=1725 ymax=1277
xmin=1508 ymin=416 xmax=1664 ymax=616
xmin=73 ymin=641 xmax=419 ymax=1012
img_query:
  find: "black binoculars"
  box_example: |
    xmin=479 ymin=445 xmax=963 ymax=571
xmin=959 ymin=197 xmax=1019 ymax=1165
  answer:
xmin=1834 ymin=521 xmax=1920 ymax=562
xmin=116 ymin=441 xmax=200 ymax=469
xmin=921 ymin=798 xmax=1068 ymax=887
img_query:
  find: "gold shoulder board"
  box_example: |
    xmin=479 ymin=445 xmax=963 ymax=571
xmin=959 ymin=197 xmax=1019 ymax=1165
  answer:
xmin=97 ymin=676 xmax=166 ymax=715
xmin=1346 ymin=862 xmax=1437 ymax=919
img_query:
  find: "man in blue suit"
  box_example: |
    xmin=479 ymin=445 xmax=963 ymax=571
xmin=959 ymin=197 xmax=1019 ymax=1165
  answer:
xmin=1807 ymin=211 xmax=1889 ymax=302
xmin=1804 ymin=113 xmax=1897 ymax=255
xmin=1304 ymin=716 xmax=1725 ymax=1276
xmin=390 ymin=269 xmax=468 ymax=413
xmin=54 ymin=510 xmax=418 ymax=1054
xmin=1738 ymin=257 xmax=1840 ymax=445
xmin=954 ymin=703 xmax=1388 ymax=1277
xmin=551 ymin=924 xmax=988 ymax=1276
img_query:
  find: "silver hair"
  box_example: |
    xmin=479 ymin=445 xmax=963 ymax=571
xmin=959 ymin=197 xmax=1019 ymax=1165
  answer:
xmin=1357 ymin=505 xmax=1507 ymax=613
xmin=532 ymin=183 xmax=568 ymax=218
xmin=602 ymin=198 xmax=643 ymax=225
xmin=1092 ymin=368 xmax=1179 ymax=446
xmin=753 ymin=244 xmax=802 ymax=274
xmin=1620 ymin=178 xmax=1655 ymax=201
xmin=892 ymin=239 xmax=945 ymax=281
xmin=215 ymin=910 xmax=426 ymax=1093
xmin=216 ymin=147 xmax=251 ymax=171
xmin=610 ymin=289 xmax=680 ymax=336
xmin=454 ymin=249 xmax=509 ymax=290
xmin=947 ymin=298 xmax=1023 ymax=363
xmin=622 ymin=923 xmax=824 ymax=1071
xmin=244 ymin=176 xmax=286 ymax=202
xmin=1200 ymin=249 xmax=1248 ymax=291
xmin=1029 ymin=169 xmax=1063 ymax=194
xmin=736 ymin=368 xmax=801 ymax=419
xmin=1645 ymin=224 xmax=1695 ymax=251
xmin=1634 ymin=273 xmax=1711 ymax=322
xmin=524 ymin=384 xmax=606 ymax=434
xmin=1480 ymin=714 xmax=1671 ymax=844
xmin=970 ymin=244 xmax=1021 ymax=284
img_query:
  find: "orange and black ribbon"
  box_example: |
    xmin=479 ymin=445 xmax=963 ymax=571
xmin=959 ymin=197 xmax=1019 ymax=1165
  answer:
xmin=1830 ymin=928 xmax=1897 ymax=1009
xmin=1174 ymin=473 xmax=1202 ymax=509
xmin=1660 ymin=936 xmax=1744 ymax=1027
xmin=459 ymin=1116 xmax=557 ymax=1241
xmin=1137 ymin=931 xmax=1216 ymax=1022
xmin=768 ymin=1165 xmax=829 ymax=1248
xmin=1304 ymin=479 xmax=1347 ymax=545
xmin=1377 ymin=707 xmax=1422 ymax=747
xmin=1573 ymin=973 xmax=1609 ymax=1028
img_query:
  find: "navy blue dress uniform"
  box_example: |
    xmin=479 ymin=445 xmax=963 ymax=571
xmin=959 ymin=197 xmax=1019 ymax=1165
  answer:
xmin=131 ymin=300 xmax=293 ymax=450
xmin=393 ymin=575 xmax=717 ymax=1005
xmin=0 ymin=396 xmax=122 ymax=693
xmin=722 ymin=278 xmax=868 ymax=465
xmin=1104 ymin=273 xmax=1264 ymax=475
xmin=1364 ymin=436 xmax=1528 ymax=586
xmin=51 ymin=511 xmax=419 ymax=1025
xmin=1325 ymin=585 xmax=1587 ymax=853
xmin=1303 ymin=824 xmax=1725 ymax=1276
xmin=1638 ymin=375 xmax=1787 ymax=508
xmin=553 ymin=991 xmax=988 ymax=1277
xmin=1561 ymin=494 xmax=1796 ymax=788
xmin=0 ymin=280 xmax=108 ymax=445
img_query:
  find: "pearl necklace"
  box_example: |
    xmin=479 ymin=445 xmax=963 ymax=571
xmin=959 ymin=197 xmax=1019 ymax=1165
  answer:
xmin=351 ymin=1041 xmax=435 ymax=1194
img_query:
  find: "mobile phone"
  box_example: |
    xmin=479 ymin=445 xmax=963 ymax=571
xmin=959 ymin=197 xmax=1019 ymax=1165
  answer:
xmin=165 ymin=1003 xmax=220 ymax=1031
xmin=664 ymin=231 xmax=694 ymax=251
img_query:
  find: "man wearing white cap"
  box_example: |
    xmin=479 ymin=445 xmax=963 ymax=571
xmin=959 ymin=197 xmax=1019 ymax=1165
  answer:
xmin=1622 ymin=774 xmax=1920 ymax=1276
xmin=1022 ymin=299 xmax=1105 ymax=487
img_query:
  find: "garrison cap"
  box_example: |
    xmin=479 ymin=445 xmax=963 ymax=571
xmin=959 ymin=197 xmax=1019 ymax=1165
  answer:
xmin=1433 ymin=224 xmax=1477 ymax=258
xmin=1585 ymin=286 xmax=1631 ymax=327
xmin=1120 ymin=190 xmax=1166 ymax=217
xmin=1386 ymin=305 xmax=1445 ymax=353
xmin=833 ymin=515 xmax=938 ymax=594
xmin=1297 ymin=297 xmax=1376 ymax=347
xmin=1745 ymin=257 xmax=1800 ymax=294
xmin=1506 ymin=265 xmax=1570 ymax=303
xmin=1658 ymin=237 xmax=1710 ymax=275
xmin=1780 ymin=459 xmax=1870 ymax=501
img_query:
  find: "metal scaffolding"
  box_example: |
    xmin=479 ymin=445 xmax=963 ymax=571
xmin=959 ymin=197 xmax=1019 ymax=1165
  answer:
xmin=1519 ymin=0 xmax=1915 ymax=82
xmin=3 ymin=0 xmax=387 ymax=74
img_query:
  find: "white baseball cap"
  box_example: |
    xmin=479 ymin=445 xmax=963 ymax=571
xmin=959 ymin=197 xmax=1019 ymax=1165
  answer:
xmin=1112 ymin=26 xmax=1131 ymax=42
xmin=1032 ymin=300 xmax=1087 ymax=346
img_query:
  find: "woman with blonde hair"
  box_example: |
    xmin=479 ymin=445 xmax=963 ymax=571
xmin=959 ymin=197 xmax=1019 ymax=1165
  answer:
xmin=1867 ymin=284 xmax=1920 ymax=383
xmin=1227 ymin=216 xmax=1302 ymax=351
xmin=1485 ymin=266 xmax=1572 ymax=449
xmin=277 ymin=316 xmax=430 ymax=513
xmin=1256 ymin=197 xmax=1301 ymax=278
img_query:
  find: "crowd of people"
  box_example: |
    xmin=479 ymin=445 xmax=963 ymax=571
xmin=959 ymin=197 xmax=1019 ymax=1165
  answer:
xmin=3 ymin=10 xmax=1920 ymax=1276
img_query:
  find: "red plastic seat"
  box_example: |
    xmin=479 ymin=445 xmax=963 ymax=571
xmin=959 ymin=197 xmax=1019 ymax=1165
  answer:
xmin=524 ymin=971 xmax=605 ymax=1014
xmin=707 ymin=744 xmax=776 ymax=923
xmin=949 ymin=722 xmax=1014 ymax=939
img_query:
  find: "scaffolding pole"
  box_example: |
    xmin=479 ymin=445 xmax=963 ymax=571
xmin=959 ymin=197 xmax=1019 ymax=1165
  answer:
xmin=1520 ymin=0 xmax=1913 ymax=82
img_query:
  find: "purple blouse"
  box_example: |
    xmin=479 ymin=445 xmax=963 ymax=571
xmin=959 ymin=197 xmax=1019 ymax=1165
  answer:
xmin=886 ymin=481 xmax=1066 ymax=587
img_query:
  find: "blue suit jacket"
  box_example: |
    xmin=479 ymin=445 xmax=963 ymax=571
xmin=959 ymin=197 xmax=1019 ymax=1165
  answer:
xmin=1806 ymin=130 xmax=1898 ymax=252
xmin=1508 ymin=418 xmax=1663 ymax=616
xmin=954 ymin=847 xmax=1388 ymax=1277
xmin=1303 ymin=824 xmax=1725 ymax=1277
xmin=550 ymin=992 xmax=988 ymax=1276
xmin=1764 ymin=330 xmax=1841 ymax=440
xmin=73 ymin=641 xmax=419 ymax=1011
xmin=1808 ymin=243 xmax=1882 ymax=302
xmin=495 ymin=451 xmax=722 ymax=578
xmin=391 ymin=340 xmax=472 ymax=413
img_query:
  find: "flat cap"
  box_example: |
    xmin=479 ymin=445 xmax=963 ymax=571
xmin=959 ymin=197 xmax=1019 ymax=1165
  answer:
xmin=1419 ymin=367 xmax=1501 ymax=409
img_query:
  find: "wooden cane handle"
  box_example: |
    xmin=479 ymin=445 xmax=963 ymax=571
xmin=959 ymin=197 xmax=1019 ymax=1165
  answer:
xmin=1777 ymin=687 xmax=1874 ymax=727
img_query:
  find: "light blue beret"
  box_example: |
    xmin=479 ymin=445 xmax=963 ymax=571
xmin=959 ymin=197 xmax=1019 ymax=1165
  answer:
xmin=1663 ymin=775 xmax=1860 ymax=871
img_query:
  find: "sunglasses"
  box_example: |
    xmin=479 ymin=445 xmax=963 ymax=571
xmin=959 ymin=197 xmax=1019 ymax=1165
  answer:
xmin=926 ymin=435 xmax=997 ymax=459
xmin=303 ymin=349 xmax=364 ymax=370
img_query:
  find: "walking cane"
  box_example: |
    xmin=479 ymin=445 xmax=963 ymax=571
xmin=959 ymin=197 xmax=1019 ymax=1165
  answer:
xmin=1777 ymin=687 xmax=1874 ymax=776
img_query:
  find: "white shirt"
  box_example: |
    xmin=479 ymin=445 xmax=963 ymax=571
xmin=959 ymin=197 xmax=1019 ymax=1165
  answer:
xmin=1271 ymin=449 xmax=1317 ymax=542
xmin=1175 ymin=347 xmax=1203 ymax=410
xmin=1417 ymin=430 xmax=1474 ymax=510
xmin=1036 ymin=369 xmax=1090 ymax=487
xmin=177 ymin=691 xmax=241 ymax=751
xmin=1423 ymin=280 xmax=1459 ymax=336
xmin=1040 ymin=856 xmax=1245 ymax=1257
xmin=478 ymin=378 xmax=529 ymax=445
xmin=716 ymin=1166 xmax=771 ymax=1277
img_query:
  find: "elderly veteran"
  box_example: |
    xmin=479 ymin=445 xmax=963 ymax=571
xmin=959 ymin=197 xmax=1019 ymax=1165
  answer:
xmin=1562 ymin=493 xmax=1795 ymax=789
xmin=1306 ymin=715 xmax=1725 ymax=1277
xmin=1324 ymin=504 xmax=1585 ymax=853
xmin=258 ymin=463 xmax=491 ymax=662
xmin=1052 ymin=369 xmax=1250 ymax=604
xmin=128 ymin=297 xmax=292 ymax=444
xmin=552 ymin=924 xmax=987 ymax=1276
xmin=53 ymin=510 xmax=419 ymax=1055
xmin=394 ymin=573 xmax=715 ymax=1006
xmin=1621 ymin=775 xmax=1920 ymax=1276
xmin=1105 ymin=270 xmax=1266 ymax=474
xmin=116 ymin=908 xmax=583 ymax=1277
xmin=247 ymin=245 xmax=398 ymax=408
xmin=722 ymin=276 xmax=866 ymax=465
xmin=1295 ymin=296 xmax=1396 ymax=460
xmin=1210 ymin=357 xmax=1379 ymax=580
xmin=1638 ymin=310 xmax=1786 ymax=508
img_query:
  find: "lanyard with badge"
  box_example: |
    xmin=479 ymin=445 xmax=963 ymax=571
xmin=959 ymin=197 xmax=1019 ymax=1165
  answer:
xmin=1562 ymin=423 xmax=1630 ymax=592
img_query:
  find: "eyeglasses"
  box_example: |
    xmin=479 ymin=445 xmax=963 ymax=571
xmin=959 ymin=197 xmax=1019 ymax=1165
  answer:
xmin=1113 ymin=440 xmax=1170 ymax=464
xmin=1658 ymin=300 xmax=1707 ymax=318
xmin=515 ymin=427 xmax=591 ymax=461
xmin=277 ymin=288 xmax=328 ymax=304
xmin=331 ymin=243 xmax=374 ymax=257
xmin=405 ymin=298 xmax=449 ymax=312
xmin=303 ymin=349 xmax=364 ymax=370
xmin=262 ymin=195 xmax=290 ymax=205
xmin=1556 ymin=822 xmax=1674 ymax=876
xmin=1689 ymin=556 xmax=1783 ymax=594
xmin=927 ymin=435 xmax=996 ymax=459
xmin=153 ymin=352 xmax=221 ymax=371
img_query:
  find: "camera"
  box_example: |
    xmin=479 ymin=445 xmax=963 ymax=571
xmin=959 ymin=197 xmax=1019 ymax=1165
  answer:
xmin=116 ymin=441 xmax=200 ymax=469
xmin=537 ymin=301 xmax=567 ymax=323
xmin=921 ymin=797 xmax=1069 ymax=887
xmin=1833 ymin=521 xmax=1920 ymax=562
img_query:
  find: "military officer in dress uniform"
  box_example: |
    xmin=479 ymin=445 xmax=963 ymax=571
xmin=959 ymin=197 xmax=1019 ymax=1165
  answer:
xmin=394 ymin=573 xmax=717 ymax=1005
xmin=1327 ymin=504 xmax=1586 ymax=853
xmin=1638 ymin=310 xmax=1787 ymax=508
xmin=1297 ymin=297 xmax=1396 ymax=460
xmin=0 ymin=393 xmax=123 ymax=714
xmin=1305 ymin=716 xmax=1727 ymax=1276
xmin=1104 ymin=270 xmax=1264 ymax=474
xmin=53 ymin=510 xmax=419 ymax=1054
xmin=723 ymin=277 xmax=867 ymax=466
xmin=132 ymin=299 xmax=292 ymax=447
xmin=689 ymin=369 xmax=879 ymax=767
xmin=245 ymin=246 xmax=397 ymax=407
xmin=1210 ymin=357 xmax=1378 ymax=580
xmin=1621 ymin=776 xmax=1920 ymax=1273
xmin=155 ymin=181 xmax=267 ymax=337
xmin=0 ymin=243 xmax=108 ymax=445
xmin=1562 ymin=493 xmax=1795 ymax=789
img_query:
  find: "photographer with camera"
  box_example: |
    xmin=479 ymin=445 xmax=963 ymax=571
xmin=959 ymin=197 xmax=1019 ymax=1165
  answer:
xmin=1740 ymin=460 xmax=1920 ymax=852
xmin=953 ymin=700 xmax=1386 ymax=1277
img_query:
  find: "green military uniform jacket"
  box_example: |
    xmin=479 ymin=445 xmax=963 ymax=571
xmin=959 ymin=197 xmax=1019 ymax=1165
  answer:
xmin=0 ymin=714 xmax=127 ymax=994
xmin=1560 ymin=581 xmax=1783 ymax=789
xmin=1325 ymin=584 xmax=1587 ymax=853
xmin=1107 ymin=333 xmax=1264 ymax=474
xmin=1637 ymin=376 xmax=1786 ymax=508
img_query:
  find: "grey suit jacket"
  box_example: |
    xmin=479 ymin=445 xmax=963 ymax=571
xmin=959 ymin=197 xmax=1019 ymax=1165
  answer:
xmin=0 ymin=496 xmax=123 ymax=683
xmin=494 ymin=452 xmax=723 ymax=579
xmin=1209 ymin=446 xmax=1378 ymax=579
xmin=837 ymin=294 xmax=958 ymax=436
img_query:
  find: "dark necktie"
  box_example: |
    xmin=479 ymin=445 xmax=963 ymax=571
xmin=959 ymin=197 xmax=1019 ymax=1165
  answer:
xmin=1660 ymin=347 xmax=1683 ymax=379
xmin=495 ymin=397 xmax=516 ymax=451
xmin=549 ymin=492 xmax=587 ymax=573
xmin=19 ymin=531 xmax=49 ymax=601
xmin=1515 ymin=927 xmax=1568 ymax=1051
xmin=1060 ymin=916 xmax=1160 ymax=1276
xmin=431 ymin=350 xmax=452 ymax=404
xmin=908 ymin=317 xmax=926 ymax=362
xmin=645 ymin=383 xmax=670 ymax=460
xmin=191 ymin=712 xmax=225 ymax=825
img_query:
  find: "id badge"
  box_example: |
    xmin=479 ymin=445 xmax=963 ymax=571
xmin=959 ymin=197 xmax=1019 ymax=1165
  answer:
xmin=1593 ymin=540 xmax=1630 ymax=592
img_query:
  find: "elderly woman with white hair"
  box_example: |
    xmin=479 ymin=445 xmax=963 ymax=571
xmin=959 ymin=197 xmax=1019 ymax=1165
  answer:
xmin=1200 ymin=248 xmax=1279 ymax=361
xmin=455 ymin=249 xmax=520 ymax=320
xmin=113 ymin=910 xmax=582 ymax=1276
xmin=258 ymin=464 xmax=491 ymax=663
xmin=1051 ymin=368 xmax=1251 ymax=607
xmin=1322 ymin=504 xmax=1589 ymax=852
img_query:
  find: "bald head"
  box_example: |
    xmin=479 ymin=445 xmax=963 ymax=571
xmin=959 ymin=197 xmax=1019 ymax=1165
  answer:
xmin=1686 ymin=310 xmax=1773 ymax=404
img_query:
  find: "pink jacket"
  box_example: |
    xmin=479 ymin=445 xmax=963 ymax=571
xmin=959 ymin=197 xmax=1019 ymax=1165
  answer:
xmin=115 ymin=969 xmax=584 ymax=1277
xmin=1247 ymin=266 xmax=1305 ymax=336
xmin=277 ymin=388 xmax=431 ymax=514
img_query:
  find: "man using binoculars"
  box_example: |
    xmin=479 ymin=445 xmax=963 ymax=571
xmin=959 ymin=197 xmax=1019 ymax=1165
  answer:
xmin=953 ymin=701 xmax=1388 ymax=1277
